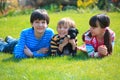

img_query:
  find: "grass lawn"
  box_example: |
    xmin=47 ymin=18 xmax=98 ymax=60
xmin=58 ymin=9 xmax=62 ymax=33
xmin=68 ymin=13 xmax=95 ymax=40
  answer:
xmin=0 ymin=11 xmax=120 ymax=80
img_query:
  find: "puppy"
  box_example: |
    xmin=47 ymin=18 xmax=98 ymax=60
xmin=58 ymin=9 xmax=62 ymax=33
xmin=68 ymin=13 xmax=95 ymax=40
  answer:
xmin=60 ymin=28 xmax=79 ymax=56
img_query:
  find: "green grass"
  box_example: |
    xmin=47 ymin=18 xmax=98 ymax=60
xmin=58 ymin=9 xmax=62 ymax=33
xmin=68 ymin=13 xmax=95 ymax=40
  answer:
xmin=0 ymin=11 xmax=120 ymax=80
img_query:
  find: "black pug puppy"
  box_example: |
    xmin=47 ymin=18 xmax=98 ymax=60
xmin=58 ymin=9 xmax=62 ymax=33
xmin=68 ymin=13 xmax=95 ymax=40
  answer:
xmin=59 ymin=28 xmax=79 ymax=56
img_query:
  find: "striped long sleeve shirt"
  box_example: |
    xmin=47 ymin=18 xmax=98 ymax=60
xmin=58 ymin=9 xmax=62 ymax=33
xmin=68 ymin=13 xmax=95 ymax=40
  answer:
xmin=50 ymin=34 xmax=61 ymax=55
xmin=13 ymin=28 xmax=54 ymax=58
xmin=50 ymin=34 xmax=77 ymax=56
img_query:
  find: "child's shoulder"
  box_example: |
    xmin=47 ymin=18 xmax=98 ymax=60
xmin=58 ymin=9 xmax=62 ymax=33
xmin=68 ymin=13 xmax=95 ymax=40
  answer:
xmin=53 ymin=34 xmax=59 ymax=38
xmin=52 ymin=34 xmax=59 ymax=41
xmin=46 ymin=28 xmax=54 ymax=33
xmin=107 ymin=28 xmax=115 ymax=34
xmin=83 ymin=30 xmax=93 ymax=41
xmin=107 ymin=28 xmax=115 ymax=37
xmin=21 ymin=28 xmax=33 ymax=34
xmin=22 ymin=28 xmax=32 ymax=31
xmin=46 ymin=28 xmax=54 ymax=31
xmin=84 ymin=31 xmax=91 ymax=37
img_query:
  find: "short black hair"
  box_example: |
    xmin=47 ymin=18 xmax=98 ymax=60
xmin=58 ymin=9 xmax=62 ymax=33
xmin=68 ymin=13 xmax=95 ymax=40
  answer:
xmin=30 ymin=9 xmax=49 ymax=24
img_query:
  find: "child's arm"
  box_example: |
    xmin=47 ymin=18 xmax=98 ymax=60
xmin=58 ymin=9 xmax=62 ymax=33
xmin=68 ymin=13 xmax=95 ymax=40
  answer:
xmin=37 ymin=48 xmax=48 ymax=54
xmin=84 ymin=32 xmax=101 ymax=57
xmin=50 ymin=35 xmax=59 ymax=56
xmin=13 ymin=31 xmax=28 ymax=58
xmin=32 ymin=48 xmax=50 ymax=57
xmin=58 ymin=37 xmax=69 ymax=52
xmin=69 ymin=39 xmax=77 ymax=50
xmin=86 ymin=44 xmax=107 ymax=57
xmin=86 ymin=44 xmax=96 ymax=57
xmin=32 ymin=29 xmax=54 ymax=57
xmin=24 ymin=46 xmax=49 ymax=58
xmin=98 ymin=45 xmax=108 ymax=56
xmin=24 ymin=45 xmax=33 ymax=57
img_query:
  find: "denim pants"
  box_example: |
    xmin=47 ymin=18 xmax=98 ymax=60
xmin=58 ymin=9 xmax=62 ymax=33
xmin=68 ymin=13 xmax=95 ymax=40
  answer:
xmin=2 ymin=40 xmax=18 ymax=53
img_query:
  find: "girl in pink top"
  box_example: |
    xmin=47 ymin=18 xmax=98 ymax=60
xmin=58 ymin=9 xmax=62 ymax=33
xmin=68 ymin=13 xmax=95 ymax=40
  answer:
xmin=78 ymin=14 xmax=115 ymax=58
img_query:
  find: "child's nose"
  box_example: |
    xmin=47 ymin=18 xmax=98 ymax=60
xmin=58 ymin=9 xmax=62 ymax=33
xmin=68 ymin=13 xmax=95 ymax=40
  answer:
xmin=38 ymin=23 xmax=43 ymax=26
xmin=61 ymin=28 xmax=65 ymax=30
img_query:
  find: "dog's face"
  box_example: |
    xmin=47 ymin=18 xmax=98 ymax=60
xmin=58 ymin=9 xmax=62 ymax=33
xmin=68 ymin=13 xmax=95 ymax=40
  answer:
xmin=67 ymin=28 xmax=79 ymax=39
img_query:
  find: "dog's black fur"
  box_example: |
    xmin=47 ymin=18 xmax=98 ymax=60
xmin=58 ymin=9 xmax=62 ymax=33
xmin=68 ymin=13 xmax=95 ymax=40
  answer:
xmin=58 ymin=28 xmax=79 ymax=56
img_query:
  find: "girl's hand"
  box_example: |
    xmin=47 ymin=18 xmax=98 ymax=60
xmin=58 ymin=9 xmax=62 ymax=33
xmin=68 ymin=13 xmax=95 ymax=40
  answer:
xmin=37 ymin=48 xmax=48 ymax=54
xmin=69 ymin=39 xmax=76 ymax=50
xmin=77 ymin=44 xmax=87 ymax=52
xmin=98 ymin=45 xmax=108 ymax=56
xmin=24 ymin=45 xmax=33 ymax=57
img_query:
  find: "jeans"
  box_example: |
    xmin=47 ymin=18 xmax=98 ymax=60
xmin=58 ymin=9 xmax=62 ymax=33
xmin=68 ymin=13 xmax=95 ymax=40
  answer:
xmin=0 ymin=40 xmax=18 ymax=53
xmin=0 ymin=41 xmax=7 ymax=52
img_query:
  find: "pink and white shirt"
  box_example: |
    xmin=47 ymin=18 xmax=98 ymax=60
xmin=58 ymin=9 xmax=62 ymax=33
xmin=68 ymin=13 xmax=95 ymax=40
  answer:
xmin=84 ymin=28 xmax=115 ymax=57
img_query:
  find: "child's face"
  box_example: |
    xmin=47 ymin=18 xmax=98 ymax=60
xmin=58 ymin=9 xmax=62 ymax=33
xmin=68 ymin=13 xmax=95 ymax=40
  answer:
xmin=32 ymin=19 xmax=47 ymax=34
xmin=57 ymin=24 xmax=69 ymax=38
xmin=90 ymin=21 xmax=105 ymax=37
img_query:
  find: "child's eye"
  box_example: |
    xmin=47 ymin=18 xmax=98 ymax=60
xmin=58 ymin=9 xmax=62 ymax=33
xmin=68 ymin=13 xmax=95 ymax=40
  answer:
xmin=64 ymin=27 xmax=68 ymax=29
xmin=42 ymin=21 xmax=45 ymax=23
xmin=58 ymin=26 xmax=61 ymax=29
xmin=91 ymin=27 xmax=96 ymax=29
xmin=35 ymin=21 xmax=39 ymax=23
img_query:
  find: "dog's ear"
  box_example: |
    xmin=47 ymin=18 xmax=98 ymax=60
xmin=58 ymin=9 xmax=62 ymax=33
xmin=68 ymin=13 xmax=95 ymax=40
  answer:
xmin=75 ymin=28 xmax=79 ymax=35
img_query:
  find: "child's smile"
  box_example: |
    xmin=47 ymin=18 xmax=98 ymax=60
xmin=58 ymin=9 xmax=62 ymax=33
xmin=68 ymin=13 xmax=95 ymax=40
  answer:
xmin=57 ymin=25 xmax=69 ymax=38
xmin=32 ymin=20 xmax=47 ymax=34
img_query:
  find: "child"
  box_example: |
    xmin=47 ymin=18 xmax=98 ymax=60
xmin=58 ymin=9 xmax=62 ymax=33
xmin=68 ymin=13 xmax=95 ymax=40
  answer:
xmin=50 ymin=18 xmax=78 ymax=56
xmin=77 ymin=14 xmax=115 ymax=58
xmin=0 ymin=9 xmax=54 ymax=58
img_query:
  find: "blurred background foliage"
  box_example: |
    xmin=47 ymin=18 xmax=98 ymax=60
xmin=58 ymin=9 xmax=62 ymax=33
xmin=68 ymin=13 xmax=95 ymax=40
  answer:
xmin=0 ymin=0 xmax=120 ymax=17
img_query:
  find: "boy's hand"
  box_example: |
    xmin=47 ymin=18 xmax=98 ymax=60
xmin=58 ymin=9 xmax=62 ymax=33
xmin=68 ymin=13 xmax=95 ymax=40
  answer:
xmin=24 ymin=45 xmax=33 ymax=57
xmin=37 ymin=48 xmax=48 ymax=54
xmin=98 ymin=45 xmax=108 ymax=56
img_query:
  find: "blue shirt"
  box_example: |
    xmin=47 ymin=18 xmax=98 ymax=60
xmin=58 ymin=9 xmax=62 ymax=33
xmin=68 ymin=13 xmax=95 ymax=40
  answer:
xmin=13 ymin=28 xmax=54 ymax=58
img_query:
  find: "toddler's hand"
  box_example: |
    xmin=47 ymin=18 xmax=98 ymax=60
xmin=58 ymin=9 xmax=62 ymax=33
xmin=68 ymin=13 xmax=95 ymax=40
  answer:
xmin=58 ymin=37 xmax=69 ymax=52
xmin=69 ymin=39 xmax=76 ymax=50
xmin=62 ymin=37 xmax=69 ymax=46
